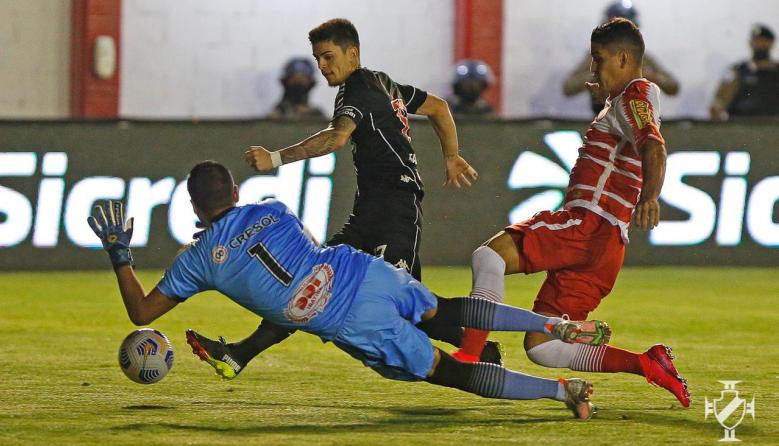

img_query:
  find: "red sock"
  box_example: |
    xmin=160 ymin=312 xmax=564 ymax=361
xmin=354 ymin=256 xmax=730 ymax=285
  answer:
xmin=570 ymin=344 xmax=643 ymax=375
xmin=457 ymin=328 xmax=490 ymax=357
xmin=600 ymin=346 xmax=643 ymax=375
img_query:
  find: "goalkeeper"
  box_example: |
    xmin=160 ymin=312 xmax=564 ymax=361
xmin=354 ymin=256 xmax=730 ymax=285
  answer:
xmin=88 ymin=160 xmax=613 ymax=420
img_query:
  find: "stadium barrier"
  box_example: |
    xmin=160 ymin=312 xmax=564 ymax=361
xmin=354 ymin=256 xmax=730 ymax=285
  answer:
xmin=1 ymin=120 xmax=777 ymax=270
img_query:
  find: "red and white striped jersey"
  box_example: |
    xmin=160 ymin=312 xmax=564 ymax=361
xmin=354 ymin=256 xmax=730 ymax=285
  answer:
xmin=564 ymin=78 xmax=665 ymax=242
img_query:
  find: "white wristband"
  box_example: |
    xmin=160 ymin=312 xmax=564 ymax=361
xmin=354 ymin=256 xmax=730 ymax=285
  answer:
xmin=270 ymin=151 xmax=282 ymax=168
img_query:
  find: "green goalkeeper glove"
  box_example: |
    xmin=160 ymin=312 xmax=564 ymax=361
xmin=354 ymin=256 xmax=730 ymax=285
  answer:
xmin=87 ymin=200 xmax=135 ymax=270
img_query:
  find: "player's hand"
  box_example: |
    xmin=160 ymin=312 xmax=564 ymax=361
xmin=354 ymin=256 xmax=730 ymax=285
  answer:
xmin=444 ymin=155 xmax=479 ymax=188
xmin=585 ymin=82 xmax=609 ymax=104
xmin=87 ymin=200 xmax=135 ymax=269
xmin=633 ymin=198 xmax=660 ymax=231
xmin=244 ymin=146 xmax=274 ymax=171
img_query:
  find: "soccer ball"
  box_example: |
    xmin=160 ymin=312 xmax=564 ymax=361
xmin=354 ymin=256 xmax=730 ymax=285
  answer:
xmin=118 ymin=328 xmax=174 ymax=384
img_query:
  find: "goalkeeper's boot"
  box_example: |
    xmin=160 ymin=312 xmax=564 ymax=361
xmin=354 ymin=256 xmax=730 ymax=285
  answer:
xmin=560 ymin=378 xmax=596 ymax=420
xmin=639 ymin=344 xmax=690 ymax=407
xmin=452 ymin=340 xmax=505 ymax=365
xmin=186 ymin=329 xmax=246 ymax=380
xmin=550 ymin=319 xmax=611 ymax=345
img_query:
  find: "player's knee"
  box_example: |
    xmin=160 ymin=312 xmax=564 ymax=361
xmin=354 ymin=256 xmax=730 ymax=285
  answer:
xmin=523 ymin=330 xmax=552 ymax=351
xmin=426 ymin=348 xmax=442 ymax=378
xmin=485 ymin=231 xmax=522 ymax=274
xmin=421 ymin=307 xmax=437 ymax=321
xmin=525 ymin=339 xmax=576 ymax=368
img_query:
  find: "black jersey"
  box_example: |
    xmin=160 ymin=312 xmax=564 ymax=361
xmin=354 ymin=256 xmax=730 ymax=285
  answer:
xmin=333 ymin=68 xmax=428 ymax=196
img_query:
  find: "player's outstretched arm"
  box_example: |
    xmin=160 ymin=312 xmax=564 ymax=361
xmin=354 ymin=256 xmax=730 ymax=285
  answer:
xmin=415 ymin=93 xmax=479 ymax=188
xmin=244 ymin=116 xmax=356 ymax=171
xmin=634 ymin=138 xmax=667 ymax=231
xmin=87 ymin=200 xmax=177 ymax=325
xmin=115 ymin=268 xmax=178 ymax=326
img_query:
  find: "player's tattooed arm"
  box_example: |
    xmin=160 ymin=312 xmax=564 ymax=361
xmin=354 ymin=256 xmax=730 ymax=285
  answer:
xmin=281 ymin=115 xmax=356 ymax=163
xmin=244 ymin=116 xmax=355 ymax=171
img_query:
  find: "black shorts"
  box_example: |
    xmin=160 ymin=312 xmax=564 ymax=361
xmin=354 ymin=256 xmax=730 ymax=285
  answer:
xmin=327 ymin=190 xmax=423 ymax=280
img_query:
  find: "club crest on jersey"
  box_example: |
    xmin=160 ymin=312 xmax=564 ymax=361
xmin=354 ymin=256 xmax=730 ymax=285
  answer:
xmin=212 ymin=246 xmax=228 ymax=264
xmin=391 ymin=98 xmax=411 ymax=141
xmin=629 ymin=99 xmax=652 ymax=129
xmin=284 ymin=264 xmax=334 ymax=324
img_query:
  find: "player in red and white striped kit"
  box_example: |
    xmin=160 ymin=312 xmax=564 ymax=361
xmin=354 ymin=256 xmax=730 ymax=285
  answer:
xmin=453 ymin=18 xmax=690 ymax=408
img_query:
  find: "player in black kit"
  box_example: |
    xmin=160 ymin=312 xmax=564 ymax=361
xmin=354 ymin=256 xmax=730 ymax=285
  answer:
xmin=187 ymin=18 xmax=496 ymax=378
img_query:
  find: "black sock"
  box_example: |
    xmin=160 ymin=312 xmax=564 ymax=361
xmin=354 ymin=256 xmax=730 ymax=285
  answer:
xmin=427 ymin=297 xmax=549 ymax=332
xmin=416 ymin=319 xmax=464 ymax=347
xmin=426 ymin=350 xmax=474 ymax=389
xmin=427 ymin=350 xmax=561 ymax=400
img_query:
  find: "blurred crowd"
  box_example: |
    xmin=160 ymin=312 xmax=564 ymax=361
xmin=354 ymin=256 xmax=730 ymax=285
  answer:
xmin=267 ymin=1 xmax=778 ymax=122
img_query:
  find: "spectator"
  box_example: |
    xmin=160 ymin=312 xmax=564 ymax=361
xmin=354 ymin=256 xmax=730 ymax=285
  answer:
xmin=710 ymin=24 xmax=779 ymax=121
xmin=562 ymin=1 xmax=679 ymax=115
xmin=267 ymin=57 xmax=325 ymax=119
xmin=448 ymin=59 xmax=496 ymax=119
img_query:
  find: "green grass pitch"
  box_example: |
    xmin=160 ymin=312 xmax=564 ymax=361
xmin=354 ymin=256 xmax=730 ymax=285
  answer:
xmin=1 ymin=267 xmax=777 ymax=445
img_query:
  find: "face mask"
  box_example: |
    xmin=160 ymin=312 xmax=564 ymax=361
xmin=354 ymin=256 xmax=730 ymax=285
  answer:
xmin=458 ymin=87 xmax=482 ymax=103
xmin=284 ymin=83 xmax=311 ymax=103
xmin=753 ymin=49 xmax=770 ymax=61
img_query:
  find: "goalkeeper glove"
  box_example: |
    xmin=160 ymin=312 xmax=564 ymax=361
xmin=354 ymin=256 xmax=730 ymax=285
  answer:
xmin=87 ymin=200 xmax=135 ymax=270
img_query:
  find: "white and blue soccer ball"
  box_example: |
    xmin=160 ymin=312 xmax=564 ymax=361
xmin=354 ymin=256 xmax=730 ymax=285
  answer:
xmin=118 ymin=328 xmax=174 ymax=384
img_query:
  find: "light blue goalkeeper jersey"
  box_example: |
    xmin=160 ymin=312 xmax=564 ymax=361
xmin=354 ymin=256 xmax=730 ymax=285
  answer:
xmin=156 ymin=200 xmax=372 ymax=341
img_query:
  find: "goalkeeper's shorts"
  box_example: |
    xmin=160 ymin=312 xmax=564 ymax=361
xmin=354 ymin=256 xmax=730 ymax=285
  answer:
xmin=333 ymin=257 xmax=436 ymax=381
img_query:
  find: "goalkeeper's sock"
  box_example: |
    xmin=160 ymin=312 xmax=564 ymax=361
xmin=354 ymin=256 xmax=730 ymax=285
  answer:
xmin=428 ymin=350 xmax=565 ymax=401
xmin=455 ymin=246 xmax=506 ymax=358
xmin=433 ymin=297 xmax=562 ymax=334
xmin=415 ymin=320 xmax=464 ymax=347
